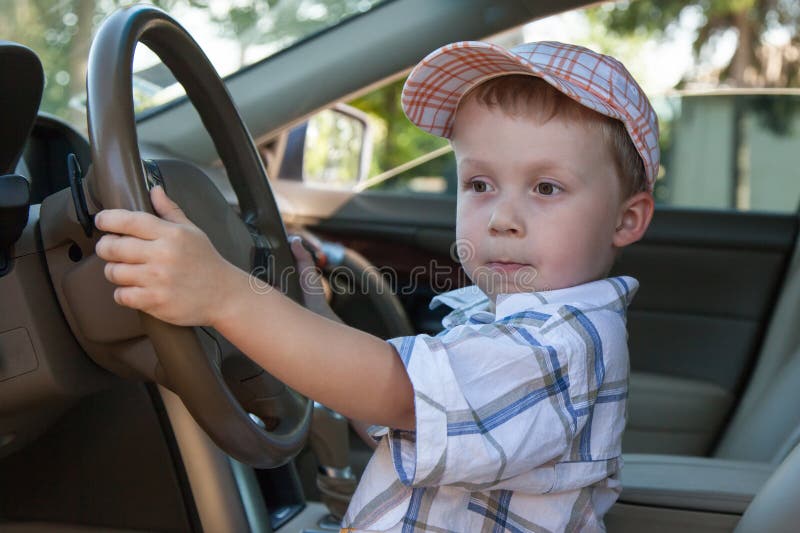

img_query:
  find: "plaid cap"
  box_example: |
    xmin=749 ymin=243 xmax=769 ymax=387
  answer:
xmin=401 ymin=41 xmax=660 ymax=191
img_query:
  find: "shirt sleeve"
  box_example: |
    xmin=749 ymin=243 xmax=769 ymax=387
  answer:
xmin=385 ymin=317 xmax=600 ymax=491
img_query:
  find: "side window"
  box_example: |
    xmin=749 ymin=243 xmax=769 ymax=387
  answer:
xmin=276 ymin=78 xmax=456 ymax=196
xmin=275 ymin=4 xmax=800 ymax=214
xmin=347 ymin=79 xmax=455 ymax=195
xmin=655 ymin=93 xmax=800 ymax=212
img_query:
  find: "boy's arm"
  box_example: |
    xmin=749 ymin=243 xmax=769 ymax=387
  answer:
xmin=290 ymin=237 xmax=382 ymax=450
xmin=213 ymin=266 xmax=415 ymax=430
xmin=94 ymin=186 xmax=415 ymax=431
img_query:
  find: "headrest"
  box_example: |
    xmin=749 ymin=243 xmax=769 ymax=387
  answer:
xmin=0 ymin=42 xmax=44 ymax=174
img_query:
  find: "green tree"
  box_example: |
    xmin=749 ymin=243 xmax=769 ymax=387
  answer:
xmin=589 ymin=0 xmax=800 ymax=87
xmin=211 ymin=0 xmax=382 ymax=65
xmin=348 ymin=78 xmax=448 ymax=177
xmin=589 ymin=1 xmax=800 ymax=210
xmin=0 ymin=0 xmax=382 ymax=126
xmin=0 ymin=0 xmax=206 ymax=124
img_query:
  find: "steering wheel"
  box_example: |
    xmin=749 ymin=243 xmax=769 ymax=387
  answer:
xmin=82 ymin=5 xmax=311 ymax=468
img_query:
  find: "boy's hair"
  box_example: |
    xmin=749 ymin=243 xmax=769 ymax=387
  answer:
xmin=461 ymin=75 xmax=648 ymax=199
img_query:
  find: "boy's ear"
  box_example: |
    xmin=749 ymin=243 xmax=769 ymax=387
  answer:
xmin=613 ymin=191 xmax=654 ymax=248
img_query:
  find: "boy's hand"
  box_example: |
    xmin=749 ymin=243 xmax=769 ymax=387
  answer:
xmin=94 ymin=185 xmax=239 ymax=327
xmin=289 ymin=235 xmax=339 ymax=323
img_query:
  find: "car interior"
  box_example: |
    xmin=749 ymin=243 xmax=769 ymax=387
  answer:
xmin=1 ymin=0 xmax=799 ymax=532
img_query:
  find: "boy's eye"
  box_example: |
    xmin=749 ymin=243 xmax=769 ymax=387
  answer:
xmin=471 ymin=180 xmax=490 ymax=193
xmin=535 ymin=182 xmax=561 ymax=196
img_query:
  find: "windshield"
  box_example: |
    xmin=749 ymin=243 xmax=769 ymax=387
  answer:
xmin=0 ymin=0 xmax=387 ymax=132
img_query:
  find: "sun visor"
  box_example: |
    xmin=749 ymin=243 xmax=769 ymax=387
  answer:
xmin=0 ymin=42 xmax=44 ymax=175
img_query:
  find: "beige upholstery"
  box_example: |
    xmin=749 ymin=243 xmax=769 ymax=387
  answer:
xmin=734 ymin=442 xmax=800 ymax=533
xmin=625 ymin=372 xmax=732 ymax=455
xmin=619 ymin=455 xmax=773 ymax=514
xmin=715 ymin=219 xmax=800 ymax=464
xmin=715 ymin=346 xmax=800 ymax=463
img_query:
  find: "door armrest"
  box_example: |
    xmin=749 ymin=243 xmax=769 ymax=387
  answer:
xmin=620 ymin=454 xmax=774 ymax=514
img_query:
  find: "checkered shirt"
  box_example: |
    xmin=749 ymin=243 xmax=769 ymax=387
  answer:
xmin=341 ymin=276 xmax=638 ymax=532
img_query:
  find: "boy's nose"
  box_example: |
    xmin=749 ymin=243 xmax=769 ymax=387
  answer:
xmin=488 ymin=199 xmax=525 ymax=236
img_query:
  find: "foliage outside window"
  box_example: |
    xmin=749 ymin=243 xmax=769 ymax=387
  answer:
xmin=0 ymin=0 xmax=386 ymax=130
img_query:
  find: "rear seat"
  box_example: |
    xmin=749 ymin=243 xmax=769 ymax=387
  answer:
xmin=714 ymin=214 xmax=800 ymax=464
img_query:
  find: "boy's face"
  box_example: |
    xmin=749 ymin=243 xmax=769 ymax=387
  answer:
xmin=452 ymin=97 xmax=626 ymax=301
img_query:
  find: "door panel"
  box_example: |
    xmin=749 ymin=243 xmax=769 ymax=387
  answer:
xmin=277 ymin=181 xmax=798 ymax=456
xmin=628 ymin=311 xmax=758 ymax=390
xmin=626 ymin=372 xmax=732 ymax=456
xmin=616 ymin=210 xmax=795 ymax=453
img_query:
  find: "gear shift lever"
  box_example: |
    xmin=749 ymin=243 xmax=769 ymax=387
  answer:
xmin=310 ymin=402 xmax=358 ymax=524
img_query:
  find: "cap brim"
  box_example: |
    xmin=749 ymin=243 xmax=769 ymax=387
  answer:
xmin=402 ymin=41 xmax=536 ymax=138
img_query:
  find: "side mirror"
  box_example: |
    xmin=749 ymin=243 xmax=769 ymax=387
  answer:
xmin=279 ymin=104 xmax=372 ymax=190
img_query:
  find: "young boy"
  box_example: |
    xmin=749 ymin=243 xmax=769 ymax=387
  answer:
xmin=95 ymin=40 xmax=656 ymax=532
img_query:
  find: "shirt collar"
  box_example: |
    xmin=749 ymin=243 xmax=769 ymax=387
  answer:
xmin=430 ymin=276 xmax=639 ymax=327
xmin=429 ymin=285 xmax=492 ymax=328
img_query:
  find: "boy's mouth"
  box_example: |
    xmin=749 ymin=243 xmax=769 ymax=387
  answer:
xmin=478 ymin=262 xmax=540 ymax=291
xmin=484 ymin=261 xmax=531 ymax=273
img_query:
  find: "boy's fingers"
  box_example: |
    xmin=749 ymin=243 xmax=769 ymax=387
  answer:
xmin=290 ymin=237 xmax=313 ymax=264
xmin=95 ymin=234 xmax=151 ymax=264
xmin=150 ymin=185 xmax=191 ymax=225
xmin=95 ymin=209 xmax=165 ymax=240
xmin=290 ymin=238 xmax=325 ymax=292
xmin=104 ymin=262 xmax=147 ymax=287
xmin=113 ymin=286 xmax=150 ymax=310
